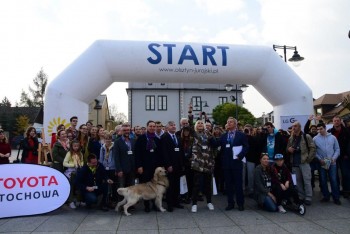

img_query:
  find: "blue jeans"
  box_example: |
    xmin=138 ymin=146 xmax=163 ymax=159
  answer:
xmin=320 ymin=164 xmax=340 ymax=200
xmin=263 ymin=196 xmax=277 ymax=212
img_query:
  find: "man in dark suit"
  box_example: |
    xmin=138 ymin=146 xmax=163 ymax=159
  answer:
xmin=113 ymin=123 xmax=136 ymax=190
xmin=161 ymin=121 xmax=184 ymax=212
xmin=218 ymin=117 xmax=248 ymax=211
xmin=134 ymin=120 xmax=163 ymax=212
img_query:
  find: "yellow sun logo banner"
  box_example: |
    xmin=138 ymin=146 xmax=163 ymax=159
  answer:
xmin=47 ymin=117 xmax=71 ymax=136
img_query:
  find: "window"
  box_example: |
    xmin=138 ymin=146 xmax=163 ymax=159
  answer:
xmin=145 ymin=95 xmax=155 ymax=110
xmin=192 ymin=96 xmax=202 ymax=111
xmin=158 ymin=96 xmax=167 ymax=110
xmin=316 ymin=108 xmax=322 ymax=115
xmin=219 ymin=97 xmax=228 ymax=105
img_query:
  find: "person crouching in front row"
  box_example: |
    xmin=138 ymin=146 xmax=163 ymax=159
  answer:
xmin=76 ymin=153 xmax=113 ymax=211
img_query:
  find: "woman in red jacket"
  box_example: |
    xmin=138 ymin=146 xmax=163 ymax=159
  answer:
xmin=0 ymin=129 xmax=11 ymax=164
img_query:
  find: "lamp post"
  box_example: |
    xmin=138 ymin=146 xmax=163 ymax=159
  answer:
xmin=272 ymin=45 xmax=304 ymax=65
xmin=224 ymin=84 xmax=248 ymax=119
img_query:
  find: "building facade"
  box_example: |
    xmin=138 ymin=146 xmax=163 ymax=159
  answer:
xmin=127 ymin=82 xmax=245 ymax=127
xmin=88 ymin=95 xmax=113 ymax=130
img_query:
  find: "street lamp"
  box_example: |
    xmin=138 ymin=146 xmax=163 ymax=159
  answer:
xmin=224 ymin=84 xmax=249 ymax=119
xmin=272 ymin=45 xmax=304 ymax=65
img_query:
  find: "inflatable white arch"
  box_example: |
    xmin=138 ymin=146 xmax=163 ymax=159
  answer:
xmin=44 ymin=40 xmax=312 ymax=139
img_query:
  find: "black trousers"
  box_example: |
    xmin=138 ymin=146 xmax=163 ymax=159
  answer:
xmin=272 ymin=185 xmax=301 ymax=206
xmin=166 ymin=171 xmax=181 ymax=208
xmin=191 ymin=171 xmax=212 ymax=205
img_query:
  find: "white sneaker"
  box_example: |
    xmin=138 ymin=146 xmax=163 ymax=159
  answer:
xmin=278 ymin=205 xmax=286 ymax=213
xmin=207 ymin=203 xmax=214 ymax=211
xmin=191 ymin=205 xmax=197 ymax=213
xmin=69 ymin=202 xmax=76 ymax=209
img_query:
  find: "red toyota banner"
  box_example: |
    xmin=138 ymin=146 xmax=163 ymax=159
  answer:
xmin=0 ymin=164 xmax=70 ymax=218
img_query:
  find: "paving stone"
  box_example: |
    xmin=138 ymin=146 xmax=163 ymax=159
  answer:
xmin=314 ymin=219 xmax=350 ymax=234
xmin=118 ymin=212 xmax=158 ymax=231
xmin=190 ymin=210 xmax=235 ymax=227
xmin=157 ymin=210 xmax=197 ymax=229
xmin=34 ymin=213 xmax=87 ymax=232
xmin=0 ymin=215 xmax=50 ymax=232
xmin=240 ymin=223 xmax=290 ymax=234
xmin=160 ymin=228 xmax=202 ymax=234
xmin=225 ymin=209 xmax=273 ymax=226
xmin=118 ymin=230 xmax=159 ymax=234
xmin=278 ymin=221 xmax=333 ymax=234
xmin=200 ymin=226 xmax=244 ymax=234
xmin=75 ymin=214 xmax=119 ymax=232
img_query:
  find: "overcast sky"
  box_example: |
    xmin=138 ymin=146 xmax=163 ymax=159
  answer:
xmin=1 ymin=0 xmax=349 ymax=118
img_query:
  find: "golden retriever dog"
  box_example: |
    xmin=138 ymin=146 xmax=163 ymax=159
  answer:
xmin=115 ymin=167 xmax=169 ymax=216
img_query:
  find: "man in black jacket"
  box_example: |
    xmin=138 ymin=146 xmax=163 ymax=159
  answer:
xmin=134 ymin=120 xmax=163 ymax=212
xmin=328 ymin=115 xmax=350 ymax=198
xmin=76 ymin=154 xmax=113 ymax=211
xmin=161 ymin=121 xmax=184 ymax=212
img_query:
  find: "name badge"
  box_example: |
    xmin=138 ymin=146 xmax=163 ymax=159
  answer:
xmin=105 ymin=167 xmax=109 ymax=170
xmin=127 ymin=150 xmax=133 ymax=155
xmin=202 ymin=146 xmax=207 ymax=150
xmin=174 ymin=148 xmax=179 ymax=152
xmin=150 ymin=149 xmax=154 ymax=152
xmin=226 ymin=144 xmax=230 ymax=148
xmin=267 ymin=182 xmax=271 ymax=187
xmin=93 ymin=186 xmax=98 ymax=190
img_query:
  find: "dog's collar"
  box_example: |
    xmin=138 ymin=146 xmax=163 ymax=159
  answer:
xmin=157 ymin=182 xmax=166 ymax=187
xmin=149 ymin=179 xmax=167 ymax=188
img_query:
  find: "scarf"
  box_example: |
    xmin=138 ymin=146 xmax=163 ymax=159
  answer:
xmin=58 ymin=139 xmax=69 ymax=151
xmin=146 ymin=132 xmax=156 ymax=150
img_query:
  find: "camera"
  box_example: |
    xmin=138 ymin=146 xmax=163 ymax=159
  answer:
xmin=244 ymin=128 xmax=250 ymax=134
xmin=202 ymin=112 xmax=206 ymax=115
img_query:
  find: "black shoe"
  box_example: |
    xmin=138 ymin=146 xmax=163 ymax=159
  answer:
xmin=174 ymin=204 xmax=184 ymax=209
xmin=334 ymin=199 xmax=341 ymax=205
xmin=100 ymin=205 xmax=109 ymax=212
xmin=304 ymin=200 xmax=311 ymax=206
xmin=238 ymin=205 xmax=244 ymax=211
xmin=320 ymin=197 xmax=330 ymax=203
xmin=144 ymin=206 xmax=151 ymax=213
xmin=225 ymin=204 xmax=234 ymax=211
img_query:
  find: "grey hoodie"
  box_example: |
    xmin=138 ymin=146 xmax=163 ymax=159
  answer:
xmin=313 ymin=133 xmax=340 ymax=162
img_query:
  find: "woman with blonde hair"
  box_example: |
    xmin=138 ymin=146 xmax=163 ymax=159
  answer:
xmin=63 ymin=140 xmax=84 ymax=209
xmin=190 ymin=120 xmax=215 ymax=213
xmin=0 ymin=129 xmax=11 ymax=164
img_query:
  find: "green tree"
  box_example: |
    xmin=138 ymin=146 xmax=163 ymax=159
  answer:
xmin=0 ymin=96 xmax=11 ymax=107
xmin=20 ymin=68 xmax=48 ymax=107
xmin=212 ymin=103 xmax=256 ymax=126
xmin=15 ymin=115 xmax=30 ymax=135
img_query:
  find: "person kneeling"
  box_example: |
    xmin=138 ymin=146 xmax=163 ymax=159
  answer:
xmin=271 ymin=154 xmax=301 ymax=213
xmin=254 ymin=153 xmax=278 ymax=212
xmin=76 ymin=153 xmax=113 ymax=211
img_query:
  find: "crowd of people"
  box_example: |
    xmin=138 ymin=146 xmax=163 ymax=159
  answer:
xmin=1 ymin=111 xmax=350 ymax=214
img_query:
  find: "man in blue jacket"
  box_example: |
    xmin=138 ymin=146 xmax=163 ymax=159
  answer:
xmin=218 ymin=117 xmax=248 ymax=211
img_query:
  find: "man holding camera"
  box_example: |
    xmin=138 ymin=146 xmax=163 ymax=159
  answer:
xmin=287 ymin=121 xmax=316 ymax=205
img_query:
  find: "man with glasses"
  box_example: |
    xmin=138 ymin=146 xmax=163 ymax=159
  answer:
xmin=314 ymin=122 xmax=341 ymax=205
xmin=287 ymin=121 xmax=316 ymax=205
